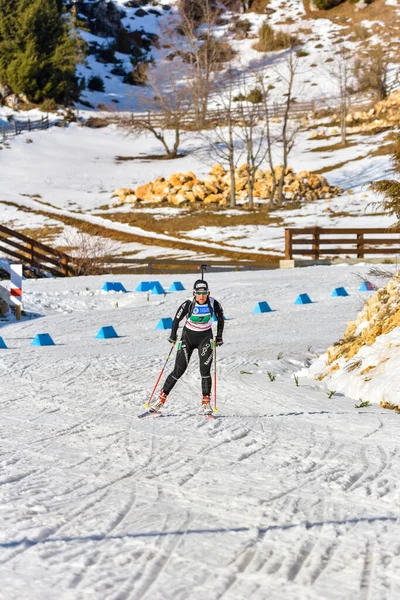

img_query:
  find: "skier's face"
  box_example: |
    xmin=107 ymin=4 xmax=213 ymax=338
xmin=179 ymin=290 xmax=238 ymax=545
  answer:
xmin=195 ymin=291 xmax=209 ymax=305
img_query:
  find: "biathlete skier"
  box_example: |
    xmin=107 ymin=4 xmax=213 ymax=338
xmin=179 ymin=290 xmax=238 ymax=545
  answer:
xmin=149 ymin=279 xmax=224 ymax=415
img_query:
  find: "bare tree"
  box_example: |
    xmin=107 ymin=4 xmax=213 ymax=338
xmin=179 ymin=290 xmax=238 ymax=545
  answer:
xmin=230 ymin=50 xmax=301 ymax=208
xmin=236 ymin=97 xmax=267 ymax=210
xmin=60 ymin=227 xmax=119 ymax=276
xmin=199 ymin=68 xmax=245 ymax=207
xmin=274 ymin=51 xmax=301 ymax=205
xmin=178 ymin=0 xmax=232 ymax=127
xmin=258 ymin=74 xmax=278 ymax=201
xmin=127 ymin=62 xmax=193 ymax=159
xmin=331 ymin=49 xmax=352 ymax=145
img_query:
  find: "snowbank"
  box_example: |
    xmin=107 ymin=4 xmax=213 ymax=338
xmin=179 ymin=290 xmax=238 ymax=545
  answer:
xmin=304 ymin=271 xmax=400 ymax=408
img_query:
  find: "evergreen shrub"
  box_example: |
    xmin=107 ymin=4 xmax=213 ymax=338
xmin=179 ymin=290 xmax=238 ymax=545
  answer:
xmin=88 ymin=75 xmax=105 ymax=92
xmin=0 ymin=0 xmax=82 ymax=104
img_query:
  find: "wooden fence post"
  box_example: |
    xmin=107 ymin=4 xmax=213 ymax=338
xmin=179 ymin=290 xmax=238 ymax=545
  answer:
xmin=357 ymin=233 xmax=364 ymax=258
xmin=60 ymin=256 xmax=69 ymax=276
xmin=312 ymin=227 xmax=320 ymax=260
xmin=285 ymin=229 xmax=293 ymax=259
xmin=30 ymin=242 xmax=35 ymax=267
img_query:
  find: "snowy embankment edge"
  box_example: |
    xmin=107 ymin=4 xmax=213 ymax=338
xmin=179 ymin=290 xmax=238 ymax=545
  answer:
xmin=8 ymin=195 xmax=275 ymax=257
xmin=297 ymin=277 xmax=400 ymax=409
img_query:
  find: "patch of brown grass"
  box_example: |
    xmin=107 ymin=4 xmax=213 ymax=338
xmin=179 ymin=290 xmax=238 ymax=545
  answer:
xmin=115 ymin=153 xmax=185 ymax=162
xmin=245 ymin=0 xmax=270 ymax=13
xmin=370 ymin=142 xmax=397 ymax=158
xmin=313 ymin=154 xmax=365 ymax=175
xmin=303 ymin=0 xmax=397 ymax=30
xmin=18 ymin=226 xmax=63 ymax=244
xmin=253 ymin=22 xmax=298 ymax=52
xmin=101 ymin=205 xmax=283 ymax=234
xmin=310 ymin=141 xmax=357 ymax=152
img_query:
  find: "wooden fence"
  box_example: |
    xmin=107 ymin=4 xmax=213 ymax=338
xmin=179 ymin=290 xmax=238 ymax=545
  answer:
xmin=0 ymin=115 xmax=49 ymax=141
xmin=128 ymin=91 xmax=375 ymax=129
xmin=285 ymin=227 xmax=400 ymax=260
xmin=0 ymin=224 xmax=75 ymax=277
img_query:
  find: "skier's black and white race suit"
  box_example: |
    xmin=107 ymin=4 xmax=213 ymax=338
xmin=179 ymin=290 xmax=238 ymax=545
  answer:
xmin=163 ymin=296 xmax=224 ymax=396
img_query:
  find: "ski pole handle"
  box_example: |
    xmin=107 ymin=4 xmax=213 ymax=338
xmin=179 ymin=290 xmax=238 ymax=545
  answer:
xmin=146 ymin=342 xmax=176 ymax=406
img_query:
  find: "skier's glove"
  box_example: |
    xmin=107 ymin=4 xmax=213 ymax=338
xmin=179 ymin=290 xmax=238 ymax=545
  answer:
xmin=215 ymin=336 xmax=223 ymax=347
xmin=168 ymin=334 xmax=177 ymax=344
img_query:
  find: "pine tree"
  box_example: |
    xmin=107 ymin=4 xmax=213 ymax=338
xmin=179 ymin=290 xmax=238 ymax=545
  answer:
xmin=370 ymin=134 xmax=400 ymax=224
xmin=0 ymin=0 xmax=83 ymax=104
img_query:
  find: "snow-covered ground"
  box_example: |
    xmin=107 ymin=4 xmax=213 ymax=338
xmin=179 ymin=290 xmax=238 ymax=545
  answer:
xmin=0 ymin=121 xmax=396 ymax=259
xmin=1 ymin=264 xmax=400 ymax=599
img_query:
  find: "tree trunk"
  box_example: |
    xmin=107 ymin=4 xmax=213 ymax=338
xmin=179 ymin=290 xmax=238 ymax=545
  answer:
xmin=172 ymin=127 xmax=180 ymax=157
xmin=229 ymin=159 xmax=236 ymax=208
xmin=277 ymin=161 xmax=286 ymax=206
xmin=158 ymin=135 xmax=173 ymax=158
xmin=340 ymin=105 xmax=346 ymax=146
xmin=248 ymin=171 xmax=255 ymax=210
xmin=228 ymin=122 xmax=236 ymax=208
xmin=270 ymin=169 xmax=277 ymax=203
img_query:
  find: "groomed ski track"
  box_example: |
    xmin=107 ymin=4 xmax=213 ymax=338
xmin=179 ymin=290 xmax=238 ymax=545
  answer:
xmin=1 ymin=265 xmax=399 ymax=600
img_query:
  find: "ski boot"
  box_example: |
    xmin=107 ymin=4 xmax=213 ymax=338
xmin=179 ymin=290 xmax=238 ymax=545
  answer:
xmin=202 ymin=395 xmax=213 ymax=416
xmin=149 ymin=390 xmax=168 ymax=413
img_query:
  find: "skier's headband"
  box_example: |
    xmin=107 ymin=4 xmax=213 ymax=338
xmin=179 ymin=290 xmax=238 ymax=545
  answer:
xmin=193 ymin=284 xmax=209 ymax=294
xmin=193 ymin=279 xmax=209 ymax=294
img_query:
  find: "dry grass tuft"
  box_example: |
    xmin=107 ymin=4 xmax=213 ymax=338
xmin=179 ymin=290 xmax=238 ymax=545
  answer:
xmin=253 ymin=22 xmax=298 ymax=52
xmin=380 ymin=400 xmax=400 ymax=411
xmin=326 ymin=272 xmax=400 ymax=365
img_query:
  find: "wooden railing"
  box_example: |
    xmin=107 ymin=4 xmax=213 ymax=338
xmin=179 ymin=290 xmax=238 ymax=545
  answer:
xmin=127 ymin=90 xmax=377 ymax=129
xmin=0 ymin=224 xmax=75 ymax=277
xmin=0 ymin=115 xmax=49 ymax=141
xmin=285 ymin=227 xmax=400 ymax=260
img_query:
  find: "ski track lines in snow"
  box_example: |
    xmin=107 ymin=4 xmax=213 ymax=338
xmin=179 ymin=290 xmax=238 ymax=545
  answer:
xmin=1 ymin=267 xmax=400 ymax=599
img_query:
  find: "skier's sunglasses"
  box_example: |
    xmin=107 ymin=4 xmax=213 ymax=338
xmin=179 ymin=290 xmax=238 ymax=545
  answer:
xmin=194 ymin=291 xmax=208 ymax=295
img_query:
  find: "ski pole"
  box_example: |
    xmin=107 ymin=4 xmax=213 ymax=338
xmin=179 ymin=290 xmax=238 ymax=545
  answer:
xmin=213 ymin=340 xmax=218 ymax=412
xmin=145 ymin=342 xmax=176 ymax=407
